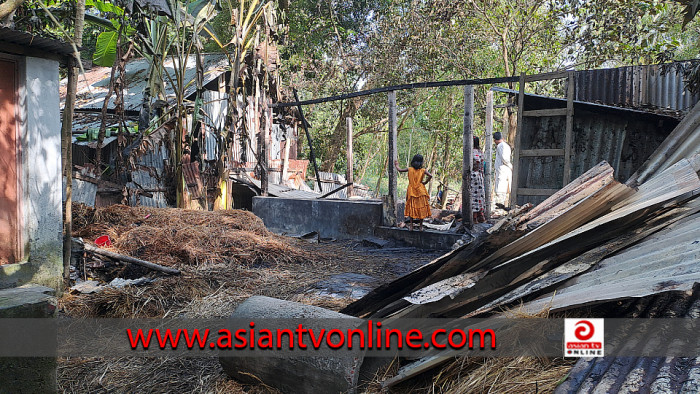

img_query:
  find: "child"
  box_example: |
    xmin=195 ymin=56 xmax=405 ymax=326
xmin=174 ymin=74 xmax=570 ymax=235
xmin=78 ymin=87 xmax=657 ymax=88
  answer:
xmin=394 ymin=155 xmax=433 ymax=231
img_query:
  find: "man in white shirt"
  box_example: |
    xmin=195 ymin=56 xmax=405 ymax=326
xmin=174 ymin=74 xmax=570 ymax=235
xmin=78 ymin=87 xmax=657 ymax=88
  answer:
xmin=493 ymin=132 xmax=512 ymax=207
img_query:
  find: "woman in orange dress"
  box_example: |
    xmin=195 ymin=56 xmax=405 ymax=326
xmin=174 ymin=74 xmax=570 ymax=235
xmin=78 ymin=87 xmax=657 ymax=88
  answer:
xmin=394 ymin=154 xmax=433 ymax=231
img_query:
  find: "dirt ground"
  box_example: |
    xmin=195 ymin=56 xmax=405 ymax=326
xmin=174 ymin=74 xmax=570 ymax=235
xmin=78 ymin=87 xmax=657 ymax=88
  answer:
xmin=59 ymin=207 xmax=442 ymax=393
xmin=59 ymin=205 xmax=572 ymax=393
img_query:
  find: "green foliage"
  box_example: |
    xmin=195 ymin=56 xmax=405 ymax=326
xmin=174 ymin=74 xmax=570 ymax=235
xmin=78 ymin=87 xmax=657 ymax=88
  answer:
xmin=92 ymin=29 xmax=118 ymax=66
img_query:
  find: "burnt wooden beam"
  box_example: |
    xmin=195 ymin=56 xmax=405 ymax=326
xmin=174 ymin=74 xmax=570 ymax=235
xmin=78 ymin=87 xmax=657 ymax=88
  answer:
xmin=462 ymin=85 xmax=474 ymax=229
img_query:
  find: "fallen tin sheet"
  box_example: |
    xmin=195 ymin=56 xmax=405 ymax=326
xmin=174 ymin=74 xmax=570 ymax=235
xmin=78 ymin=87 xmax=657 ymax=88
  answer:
xmin=519 ymin=211 xmax=700 ymax=314
xmin=468 ymin=197 xmax=700 ymax=317
xmin=402 ymin=270 xmax=487 ymax=305
xmin=555 ymin=286 xmax=700 ymax=393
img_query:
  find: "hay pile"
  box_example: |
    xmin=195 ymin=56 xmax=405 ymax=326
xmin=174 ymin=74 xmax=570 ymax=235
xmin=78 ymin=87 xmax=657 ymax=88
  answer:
xmin=63 ymin=204 xmax=336 ymax=319
xmin=73 ymin=204 xmax=314 ymax=267
xmin=430 ymin=357 xmax=574 ymax=393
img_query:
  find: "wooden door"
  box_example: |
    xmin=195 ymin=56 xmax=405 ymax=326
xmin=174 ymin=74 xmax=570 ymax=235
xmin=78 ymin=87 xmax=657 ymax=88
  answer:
xmin=0 ymin=59 xmax=18 ymax=265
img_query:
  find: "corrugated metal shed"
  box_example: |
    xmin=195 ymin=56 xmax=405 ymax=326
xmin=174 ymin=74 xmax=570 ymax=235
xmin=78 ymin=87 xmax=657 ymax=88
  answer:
xmin=574 ymin=61 xmax=700 ymax=112
xmin=69 ymin=54 xmax=228 ymax=112
xmin=494 ymin=87 xmax=680 ymax=206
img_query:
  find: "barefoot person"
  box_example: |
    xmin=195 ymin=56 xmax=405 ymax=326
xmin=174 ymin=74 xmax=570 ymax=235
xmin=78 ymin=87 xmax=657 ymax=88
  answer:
xmin=395 ymin=155 xmax=433 ymax=231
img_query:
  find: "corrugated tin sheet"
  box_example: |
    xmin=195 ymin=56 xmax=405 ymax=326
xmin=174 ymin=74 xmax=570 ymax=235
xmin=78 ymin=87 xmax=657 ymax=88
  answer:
xmin=127 ymin=143 xmax=169 ymax=208
xmin=201 ymin=90 xmax=227 ymax=161
xmin=555 ymin=287 xmax=700 ymax=393
xmin=231 ymin=174 xmax=320 ymax=199
xmin=71 ymin=178 xmax=97 ymax=207
xmin=70 ymin=54 xmax=228 ymax=112
xmin=0 ymin=27 xmax=74 ymax=57
xmin=573 ymin=61 xmax=700 ymax=112
xmin=182 ymin=162 xmax=204 ymax=199
xmin=520 ymin=212 xmax=700 ymax=314
xmin=314 ymin=172 xmax=348 ymax=199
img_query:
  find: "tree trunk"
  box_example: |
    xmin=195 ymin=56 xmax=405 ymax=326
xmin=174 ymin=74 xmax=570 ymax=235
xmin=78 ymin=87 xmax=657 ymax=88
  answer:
xmin=62 ymin=0 xmax=85 ymax=281
xmin=320 ymin=99 xmax=359 ymax=172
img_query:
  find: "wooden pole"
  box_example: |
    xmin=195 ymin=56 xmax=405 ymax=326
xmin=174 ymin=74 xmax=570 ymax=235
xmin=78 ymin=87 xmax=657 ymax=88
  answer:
xmin=259 ymin=118 xmax=268 ymax=196
xmin=484 ymin=90 xmax=494 ymax=219
xmin=76 ymin=239 xmax=181 ymax=275
xmin=387 ymin=91 xmax=398 ymax=225
xmin=510 ymin=73 xmax=526 ymax=207
xmin=346 ymin=117 xmax=354 ymax=197
xmin=462 ymin=85 xmax=474 ymax=230
xmin=563 ymin=71 xmax=575 ymax=185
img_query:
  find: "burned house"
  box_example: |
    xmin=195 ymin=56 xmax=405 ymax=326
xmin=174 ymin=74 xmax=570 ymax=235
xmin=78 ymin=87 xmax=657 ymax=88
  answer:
xmin=62 ymin=53 xmax=306 ymax=209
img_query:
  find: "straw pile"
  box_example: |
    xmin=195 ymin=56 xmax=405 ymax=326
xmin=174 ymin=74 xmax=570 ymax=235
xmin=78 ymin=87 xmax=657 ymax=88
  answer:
xmin=59 ymin=204 xmax=448 ymax=392
xmin=431 ymin=357 xmax=575 ymax=393
xmin=72 ymin=203 xmax=314 ymax=267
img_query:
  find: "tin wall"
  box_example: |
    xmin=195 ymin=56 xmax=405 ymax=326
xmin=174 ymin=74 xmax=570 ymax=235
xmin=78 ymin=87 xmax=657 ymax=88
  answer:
xmin=516 ymin=100 xmax=678 ymax=206
xmin=574 ymin=61 xmax=700 ymax=112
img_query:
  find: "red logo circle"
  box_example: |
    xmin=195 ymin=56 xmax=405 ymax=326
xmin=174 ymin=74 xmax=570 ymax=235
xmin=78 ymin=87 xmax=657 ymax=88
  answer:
xmin=574 ymin=320 xmax=595 ymax=340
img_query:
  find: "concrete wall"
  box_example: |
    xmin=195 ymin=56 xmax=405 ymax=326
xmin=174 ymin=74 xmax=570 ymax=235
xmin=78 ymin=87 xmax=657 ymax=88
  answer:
xmin=253 ymin=197 xmax=383 ymax=239
xmin=0 ymin=56 xmax=63 ymax=291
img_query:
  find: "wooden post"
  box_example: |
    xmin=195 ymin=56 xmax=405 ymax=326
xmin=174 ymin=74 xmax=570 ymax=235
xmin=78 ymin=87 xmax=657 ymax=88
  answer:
xmin=484 ymin=90 xmax=494 ymax=220
xmin=346 ymin=117 xmax=354 ymax=197
xmin=563 ymin=71 xmax=575 ymax=185
xmin=510 ymin=73 xmax=526 ymax=207
xmin=462 ymin=85 xmax=474 ymax=230
xmin=387 ymin=90 xmax=398 ymax=226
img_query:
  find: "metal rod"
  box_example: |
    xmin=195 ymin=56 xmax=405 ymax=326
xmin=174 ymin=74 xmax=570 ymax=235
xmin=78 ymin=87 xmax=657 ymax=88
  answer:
xmin=272 ymin=76 xmax=520 ymax=108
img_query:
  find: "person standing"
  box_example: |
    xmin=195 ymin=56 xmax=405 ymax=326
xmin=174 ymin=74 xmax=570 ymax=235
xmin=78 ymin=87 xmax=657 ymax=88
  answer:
xmin=471 ymin=136 xmax=486 ymax=223
xmin=493 ymin=132 xmax=512 ymax=207
xmin=395 ymin=155 xmax=432 ymax=231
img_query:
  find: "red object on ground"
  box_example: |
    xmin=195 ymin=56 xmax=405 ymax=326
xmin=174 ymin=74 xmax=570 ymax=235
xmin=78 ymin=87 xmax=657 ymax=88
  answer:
xmin=95 ymin=236 xmax=112 ymax=247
